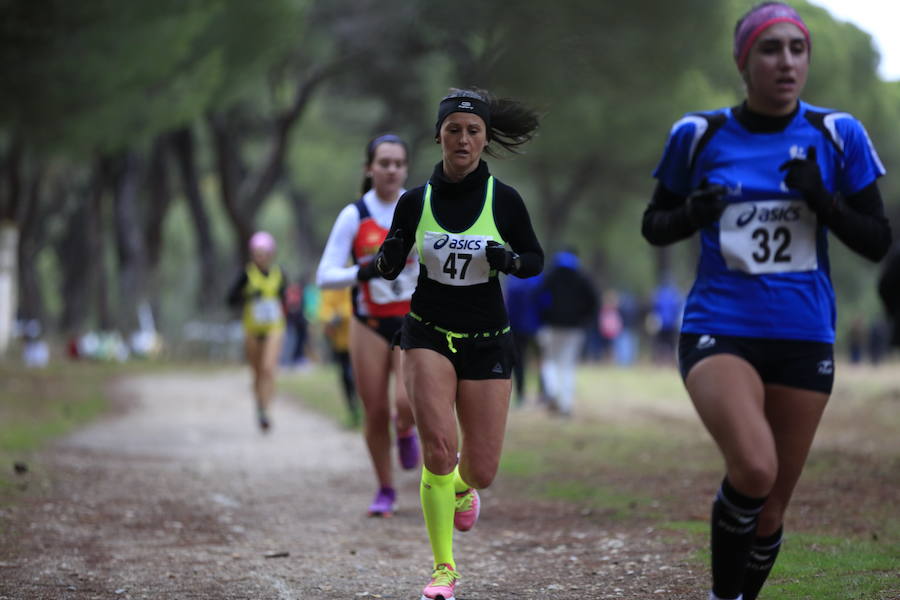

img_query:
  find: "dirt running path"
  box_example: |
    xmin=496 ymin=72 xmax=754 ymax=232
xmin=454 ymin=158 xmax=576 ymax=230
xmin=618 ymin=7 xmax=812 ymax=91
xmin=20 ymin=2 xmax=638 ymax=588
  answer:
xmin=0 ymin=371 xmax=703 ymax=599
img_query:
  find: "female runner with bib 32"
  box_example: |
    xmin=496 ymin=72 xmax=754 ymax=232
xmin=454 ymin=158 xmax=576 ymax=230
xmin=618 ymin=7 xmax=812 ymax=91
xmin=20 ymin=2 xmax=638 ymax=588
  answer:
xmin=642 ymin=3 xmax=891 ymax=599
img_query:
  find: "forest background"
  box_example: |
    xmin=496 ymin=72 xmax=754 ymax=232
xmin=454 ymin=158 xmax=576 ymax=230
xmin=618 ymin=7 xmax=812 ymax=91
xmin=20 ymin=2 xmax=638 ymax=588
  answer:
xmin=2 ymin=0 xmax=899 ymax=355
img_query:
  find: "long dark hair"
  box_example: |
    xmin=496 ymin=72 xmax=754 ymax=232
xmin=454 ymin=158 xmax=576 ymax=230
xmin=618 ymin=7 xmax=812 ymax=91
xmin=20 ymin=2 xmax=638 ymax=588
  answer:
xmin=439 ymin=88 xmax=540 ymax=157
xmin=361 ymin=133 xmax=409 ymax=195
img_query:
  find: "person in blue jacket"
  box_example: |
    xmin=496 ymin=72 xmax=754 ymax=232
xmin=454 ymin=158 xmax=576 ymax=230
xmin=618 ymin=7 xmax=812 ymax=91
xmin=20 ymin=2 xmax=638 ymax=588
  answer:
xmin=642 ymin=3 xmax=891 ymax=599
xmin=504 ymin=272 xmax=544 ymax=406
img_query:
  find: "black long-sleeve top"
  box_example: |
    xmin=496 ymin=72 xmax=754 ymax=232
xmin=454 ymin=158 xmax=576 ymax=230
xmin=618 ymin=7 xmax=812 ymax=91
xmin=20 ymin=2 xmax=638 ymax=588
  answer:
xmin=643 ymin=103 xmax=892 ymax=262
xmin=377 ymin=160 xmax=543 ymax=331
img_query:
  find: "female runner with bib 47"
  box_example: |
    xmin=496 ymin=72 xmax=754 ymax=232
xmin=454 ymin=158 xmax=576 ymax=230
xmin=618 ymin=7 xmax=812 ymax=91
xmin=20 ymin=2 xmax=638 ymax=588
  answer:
xmin=375 ymin=88 xmax=543 ymax=600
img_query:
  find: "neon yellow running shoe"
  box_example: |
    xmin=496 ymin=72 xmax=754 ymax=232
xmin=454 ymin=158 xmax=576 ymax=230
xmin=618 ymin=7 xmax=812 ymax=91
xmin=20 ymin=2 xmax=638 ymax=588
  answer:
xmin=420 ymin=563 xmax=460 ymax=600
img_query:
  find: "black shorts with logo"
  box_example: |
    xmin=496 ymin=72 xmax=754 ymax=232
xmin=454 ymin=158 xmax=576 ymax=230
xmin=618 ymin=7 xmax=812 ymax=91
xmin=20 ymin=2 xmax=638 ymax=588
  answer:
xmin=678 ymin=332 xmax=835 ymax=394
xmin=400 ymin=313 xmax=515 ymax=380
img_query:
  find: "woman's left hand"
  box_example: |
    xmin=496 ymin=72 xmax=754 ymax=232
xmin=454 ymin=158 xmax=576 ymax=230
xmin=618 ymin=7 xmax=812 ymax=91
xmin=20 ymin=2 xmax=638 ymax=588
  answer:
xmin=486 ymin=241 xmax=520 ymax=274
xmin=779 ymin=146 xmax=834 ymax=218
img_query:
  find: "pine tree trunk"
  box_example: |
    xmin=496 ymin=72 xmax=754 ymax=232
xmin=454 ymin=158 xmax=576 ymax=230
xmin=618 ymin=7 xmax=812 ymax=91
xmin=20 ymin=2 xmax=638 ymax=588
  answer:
xmin=144 ymin=136 xmax=172 ymax=322
xmin=170 ymin=127 xmax=219 ymax=308
xmin=0 ymin=222 xmax=18 ymax=356
xmin=91 ymin=159 xmax=112 ymax=331
xmin=111 ymin=151 xmax=146 ymax=332
xmin=57 ymin=202 xmax=93 ymax=336
xmin=17 ymin=174 xmax=45 ymax=325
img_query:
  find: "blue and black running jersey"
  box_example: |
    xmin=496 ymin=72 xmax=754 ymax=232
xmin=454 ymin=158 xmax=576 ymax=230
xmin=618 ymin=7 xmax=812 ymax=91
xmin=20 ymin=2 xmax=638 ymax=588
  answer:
xmin=654 ymin=101 xmax=886 ymax=343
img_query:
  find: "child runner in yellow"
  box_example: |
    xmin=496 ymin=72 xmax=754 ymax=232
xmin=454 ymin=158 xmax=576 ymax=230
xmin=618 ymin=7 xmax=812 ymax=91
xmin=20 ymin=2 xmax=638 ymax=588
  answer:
xmin=226 ymin=231 xmax=287 ymax=432
xmin=374 ymin=88 xmax=543 ymax=600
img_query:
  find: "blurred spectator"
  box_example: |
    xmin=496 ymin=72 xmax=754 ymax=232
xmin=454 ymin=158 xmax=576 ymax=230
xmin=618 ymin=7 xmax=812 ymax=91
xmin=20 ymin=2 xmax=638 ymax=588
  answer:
xmin=649 ymin=276 xmax=683 ymax=364
xmin=302 ymin=281 xmax=321 ymax=362
xmin=847 ymin=316 xmax=865 ymax=364
xmin=319 ymin=287 xmax=359 ymax=427
xmin=76 ymin=331 xmax=130 ymax=362
xmin=598 ymin=290 xmax=623 ymax=361
xmin=877 ymin=241 xmax=900 ymax=349
xmin=582 ymin=313 xmax=605 ymax=362
xmin=20 ymin=319 xmax=49 ymax=368
xmin=536 ymin=248 xmax=598 ymax=416
xmin=281 ymin=280 xmax=309 ymax=367
xmin=614 ymin=290 xmax=640 ymax=366
xmin=868 ymin=318 xmax=889 ymax=365
xmin=504 ymin=272 xmax=544 ymax=407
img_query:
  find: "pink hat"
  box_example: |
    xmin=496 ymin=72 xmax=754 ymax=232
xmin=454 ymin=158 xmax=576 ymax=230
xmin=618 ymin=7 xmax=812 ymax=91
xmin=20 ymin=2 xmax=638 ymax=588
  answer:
xmin=249 ymin=231 xmax=276 ymax=253
xmin=734 ymin=2 xmax=810 ymax=71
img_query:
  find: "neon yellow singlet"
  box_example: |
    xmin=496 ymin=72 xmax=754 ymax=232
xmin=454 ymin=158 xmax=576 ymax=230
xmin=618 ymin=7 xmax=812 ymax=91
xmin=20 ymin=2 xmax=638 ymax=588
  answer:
xmin=242 ymin=263 xmax=285 ymax=335
xmin=415 ymin=176 xmax=505 ymax=287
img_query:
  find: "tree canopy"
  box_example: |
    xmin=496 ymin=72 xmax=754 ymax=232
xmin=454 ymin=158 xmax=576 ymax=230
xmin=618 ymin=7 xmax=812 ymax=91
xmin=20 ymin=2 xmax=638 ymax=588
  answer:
xmin=1 ymin=0 xmax=897 ymax=349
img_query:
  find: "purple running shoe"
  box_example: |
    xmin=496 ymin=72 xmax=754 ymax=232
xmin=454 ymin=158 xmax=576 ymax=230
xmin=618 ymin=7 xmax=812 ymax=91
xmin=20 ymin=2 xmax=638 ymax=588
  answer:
xmin=397 ymin=428 xmax=420 ymax=470
xmin=258 ymin=411 xmax=271 ymax=433
xmin=367 ymin=486 xmax=396 ymax=517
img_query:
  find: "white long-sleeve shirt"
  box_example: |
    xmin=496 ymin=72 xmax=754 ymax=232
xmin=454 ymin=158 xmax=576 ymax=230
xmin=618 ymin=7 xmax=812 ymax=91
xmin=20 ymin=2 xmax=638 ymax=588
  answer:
xmin=316 ymin=189 xmax=418 ymax=315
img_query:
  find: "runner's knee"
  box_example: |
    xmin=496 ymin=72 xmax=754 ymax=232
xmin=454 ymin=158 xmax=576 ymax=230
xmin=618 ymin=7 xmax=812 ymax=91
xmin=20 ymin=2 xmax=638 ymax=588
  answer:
xmin=362 ymin=403 xmax=391 ymax=428
xmin=463 ymin=465 xmax=497 ymax=490
xmin=728 ymin=456 xmax=777 ymax=497
xmin=421 ymin=436 xmax=457 ymax=474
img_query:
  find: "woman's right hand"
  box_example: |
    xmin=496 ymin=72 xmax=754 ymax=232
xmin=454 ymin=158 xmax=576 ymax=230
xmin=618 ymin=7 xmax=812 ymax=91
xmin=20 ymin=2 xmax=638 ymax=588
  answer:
xmin=686 ymin=180 xmax=727 ymax=228
xmin=376 ymin=229 xmax=405 ymax=275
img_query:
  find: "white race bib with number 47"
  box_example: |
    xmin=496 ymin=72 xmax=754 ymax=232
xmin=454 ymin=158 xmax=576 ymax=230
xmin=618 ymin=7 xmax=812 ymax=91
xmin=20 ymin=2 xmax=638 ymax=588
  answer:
xmin=422 ymin=231 xmax=494 ymax=286
xmin=719 ymin=199 xmax=818 ymax=274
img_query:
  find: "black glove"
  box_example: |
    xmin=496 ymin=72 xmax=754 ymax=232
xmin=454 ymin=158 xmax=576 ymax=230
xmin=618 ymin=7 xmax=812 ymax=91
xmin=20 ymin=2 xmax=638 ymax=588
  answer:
xmin=376 ymin=228 xmax=405 ymax=275
xmin=779 ymin=145 xmax=834 ymax=219
xmin=486 ymin=241 xmax=520 ymax=274
xmin=685 ymin=180 xmax=727 ymax=228
xmin=356 ymin=261 xmax=379 ymax=281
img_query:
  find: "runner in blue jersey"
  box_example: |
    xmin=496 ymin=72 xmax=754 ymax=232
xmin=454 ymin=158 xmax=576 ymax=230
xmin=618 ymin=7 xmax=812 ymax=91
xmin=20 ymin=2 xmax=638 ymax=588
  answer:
xmin=642 ymin=4 xmax=891 ymax=600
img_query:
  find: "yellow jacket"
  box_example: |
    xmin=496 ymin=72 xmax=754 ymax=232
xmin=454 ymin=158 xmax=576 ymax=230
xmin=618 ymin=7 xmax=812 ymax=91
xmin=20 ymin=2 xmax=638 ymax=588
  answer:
xmin=319 ymin=288 xmax=352 ymax=351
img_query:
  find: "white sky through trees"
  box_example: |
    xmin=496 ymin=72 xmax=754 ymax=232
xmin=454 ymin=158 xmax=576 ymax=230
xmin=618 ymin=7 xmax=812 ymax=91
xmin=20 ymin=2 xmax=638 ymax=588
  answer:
xmin=811 ymin=0 xmax=900 ymax=80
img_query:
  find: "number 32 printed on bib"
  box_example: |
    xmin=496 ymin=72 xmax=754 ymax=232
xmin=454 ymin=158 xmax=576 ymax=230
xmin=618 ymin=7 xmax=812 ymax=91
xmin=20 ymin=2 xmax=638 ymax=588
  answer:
xmin=719 ymin=199 xmax=818 ymax=274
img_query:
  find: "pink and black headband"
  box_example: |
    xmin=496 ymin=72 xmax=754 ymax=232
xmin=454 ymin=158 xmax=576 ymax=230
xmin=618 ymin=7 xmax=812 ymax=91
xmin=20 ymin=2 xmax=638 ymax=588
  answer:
xmin=734 ymin=2 xmax=810 ymax=70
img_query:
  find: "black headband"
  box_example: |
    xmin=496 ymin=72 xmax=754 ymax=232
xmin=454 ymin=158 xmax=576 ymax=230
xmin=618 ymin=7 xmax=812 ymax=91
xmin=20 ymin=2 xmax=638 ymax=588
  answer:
xmin=434 ymin=96 xmax=491 ymax=136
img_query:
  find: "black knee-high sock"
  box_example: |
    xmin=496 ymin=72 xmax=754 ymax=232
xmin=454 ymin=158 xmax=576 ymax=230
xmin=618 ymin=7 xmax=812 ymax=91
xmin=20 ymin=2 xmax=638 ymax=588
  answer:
xmin=742 ymin=527 xmax=783 ymax=600
xmin=711 ymin=478 xmax=767 ymax=599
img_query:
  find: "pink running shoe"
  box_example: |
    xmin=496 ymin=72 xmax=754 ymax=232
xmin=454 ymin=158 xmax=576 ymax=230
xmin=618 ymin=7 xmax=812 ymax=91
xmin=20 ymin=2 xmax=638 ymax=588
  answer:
xmin=453 ymin=488 xmax=480 ymax=532
xmin=367 ymin=486 xmax=396 ymax=517
xmin=397 ymin=428 xmax=420 ymax=470
xmin=421 ymin=563 xmax=459 ymax=600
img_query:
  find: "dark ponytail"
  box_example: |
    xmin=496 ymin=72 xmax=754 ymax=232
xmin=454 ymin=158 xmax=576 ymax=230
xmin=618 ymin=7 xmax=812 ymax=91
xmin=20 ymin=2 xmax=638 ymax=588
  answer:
xmin=438 ymin=88 xmax=541 ymax=157
xmin=361 ymin=133 xmax=409 ymax=195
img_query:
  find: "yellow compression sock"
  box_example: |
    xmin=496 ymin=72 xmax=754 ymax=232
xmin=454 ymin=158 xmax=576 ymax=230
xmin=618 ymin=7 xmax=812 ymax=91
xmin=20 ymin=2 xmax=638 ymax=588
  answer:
xmin=421 ymin=466 xmax=456 ymax=568
xmin=452 ymin=464 xmax=471 ymax=494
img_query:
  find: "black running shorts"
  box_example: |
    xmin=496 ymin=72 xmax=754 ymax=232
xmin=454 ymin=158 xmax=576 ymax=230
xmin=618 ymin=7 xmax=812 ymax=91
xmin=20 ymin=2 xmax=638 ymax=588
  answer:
xmin=355 ymin=314 xmax=405 ymax=345
xmin=678 ymin=332 xmax=834 ymax=394
xmin=400 ymin=314 xmax=515 ymax=380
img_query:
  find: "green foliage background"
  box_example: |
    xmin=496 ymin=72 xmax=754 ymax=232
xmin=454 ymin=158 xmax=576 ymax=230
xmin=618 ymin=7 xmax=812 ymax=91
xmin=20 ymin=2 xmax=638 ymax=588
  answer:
xmin=2 ymin=0 xmax=898 ymax=346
